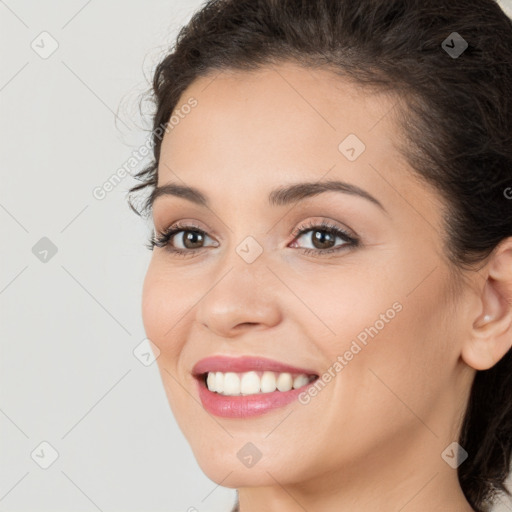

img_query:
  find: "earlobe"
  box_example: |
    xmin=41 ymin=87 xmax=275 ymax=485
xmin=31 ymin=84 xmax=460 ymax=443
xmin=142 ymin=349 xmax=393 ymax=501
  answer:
xmin=461 ymin=239 xmax=512 ymax=371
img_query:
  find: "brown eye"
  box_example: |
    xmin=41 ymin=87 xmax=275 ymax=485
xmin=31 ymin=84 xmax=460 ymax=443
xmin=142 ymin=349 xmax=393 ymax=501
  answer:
xmin=175 ymin=230 xmax=205 ymax=250
xmin=149 ymin=224 xmax=217 ymax=254
xmin=292 ymin=226 xmax=354 ymax=253
xmin=309 ymin=230 xmax=336 ymax=250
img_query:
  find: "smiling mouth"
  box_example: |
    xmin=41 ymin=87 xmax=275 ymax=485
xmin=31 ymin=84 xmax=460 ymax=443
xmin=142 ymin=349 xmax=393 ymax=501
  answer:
xmin=200 ymin=370 xmax=318 ymax=396
xmin=192 ymin=356 xmax=321 ymax=417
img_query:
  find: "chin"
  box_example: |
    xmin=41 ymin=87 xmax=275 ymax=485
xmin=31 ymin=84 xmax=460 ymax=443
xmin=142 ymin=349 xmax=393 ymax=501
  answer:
xmin=194 ymin=453 xmax=293 ymax=488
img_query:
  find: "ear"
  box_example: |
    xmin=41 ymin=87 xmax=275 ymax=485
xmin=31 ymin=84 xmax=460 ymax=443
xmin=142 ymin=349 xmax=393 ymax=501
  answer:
xmin=461 ymin=237 xmax=512 ymax=371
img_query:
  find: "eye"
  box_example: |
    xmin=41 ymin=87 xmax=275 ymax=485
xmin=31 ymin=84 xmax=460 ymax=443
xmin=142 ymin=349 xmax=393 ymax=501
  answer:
xmin=147 ymin=219 xmax=359 ymax=258
xmin=147 ymin=222 xmax=218 ymax=257
xmin=289 ymin=220 xmax=359 ymax=256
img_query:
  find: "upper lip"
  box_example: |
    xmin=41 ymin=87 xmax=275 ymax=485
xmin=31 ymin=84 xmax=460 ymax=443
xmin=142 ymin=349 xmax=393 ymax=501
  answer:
xmin=192 ymin=355 xmax=319 ymax=377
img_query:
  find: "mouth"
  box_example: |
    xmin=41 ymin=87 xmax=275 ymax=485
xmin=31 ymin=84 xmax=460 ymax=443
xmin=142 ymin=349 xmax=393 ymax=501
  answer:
xmin=192 ymin=356 xmax=319 ymax=418
xmin=199 ymin=370 xmax=317 ymax=396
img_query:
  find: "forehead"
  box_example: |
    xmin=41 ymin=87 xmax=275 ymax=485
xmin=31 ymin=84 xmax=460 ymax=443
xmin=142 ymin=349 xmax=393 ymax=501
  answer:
xmin=157 ymin=62 xmax=413 ymax=205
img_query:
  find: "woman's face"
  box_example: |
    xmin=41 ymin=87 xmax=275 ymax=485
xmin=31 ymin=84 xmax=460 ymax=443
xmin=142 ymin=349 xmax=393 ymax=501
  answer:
xmin=141 ymin=62 xmax=475 ymax=491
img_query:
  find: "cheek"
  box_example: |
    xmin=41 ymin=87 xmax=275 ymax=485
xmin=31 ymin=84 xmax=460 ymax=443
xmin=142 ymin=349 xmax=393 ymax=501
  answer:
xmin=141 ymin=264 xmax=197 ymax=426
xmin=141 ymin=268 xmax=165 ymax=341
xmin=287 ymin=260 xmax=403 ymax=354
xmin=141 ymin=262 xmax=186 ymax=361
xmin=303 ymin=257 xmax=454 ymax=421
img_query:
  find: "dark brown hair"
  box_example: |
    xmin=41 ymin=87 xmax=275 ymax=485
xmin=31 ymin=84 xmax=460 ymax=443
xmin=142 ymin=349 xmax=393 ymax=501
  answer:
xmin=128 ymin=1 xmax=512 ymax=510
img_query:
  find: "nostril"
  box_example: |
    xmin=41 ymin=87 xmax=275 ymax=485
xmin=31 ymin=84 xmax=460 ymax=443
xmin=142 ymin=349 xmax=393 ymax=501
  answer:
xmin=235 ymin=322 xmax=258 ymax=329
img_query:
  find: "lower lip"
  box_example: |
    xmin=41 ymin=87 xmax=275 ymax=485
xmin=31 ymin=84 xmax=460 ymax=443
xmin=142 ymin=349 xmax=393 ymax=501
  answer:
xmin=196 ymin=377 xmax=313 ymax=418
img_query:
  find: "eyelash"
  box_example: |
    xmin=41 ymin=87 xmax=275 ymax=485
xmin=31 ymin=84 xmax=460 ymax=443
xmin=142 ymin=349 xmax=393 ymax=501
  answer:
xmin=147 ymin=220 xmax=359 ymax=258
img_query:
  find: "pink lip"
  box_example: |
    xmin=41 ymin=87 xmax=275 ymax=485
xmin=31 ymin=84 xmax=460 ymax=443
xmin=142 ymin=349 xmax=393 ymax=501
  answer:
xmin=192 ymin=356 xmax=319 ymax=419
xmin=192 ymin=355 xmax=318 ymax=376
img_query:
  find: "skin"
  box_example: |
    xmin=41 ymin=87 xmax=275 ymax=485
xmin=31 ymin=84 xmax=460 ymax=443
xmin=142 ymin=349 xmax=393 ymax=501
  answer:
xmin=141 ymin=61 xmax=512 ymax=512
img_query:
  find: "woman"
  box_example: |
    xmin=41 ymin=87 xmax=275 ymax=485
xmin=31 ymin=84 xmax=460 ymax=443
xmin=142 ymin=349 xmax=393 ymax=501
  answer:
xmin=128 ymin=0 xmax=512 ymax=510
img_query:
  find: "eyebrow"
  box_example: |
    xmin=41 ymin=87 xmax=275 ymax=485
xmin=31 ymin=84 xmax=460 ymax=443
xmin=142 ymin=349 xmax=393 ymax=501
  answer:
xmin=148 ymin=180 xmax=386 ymax=212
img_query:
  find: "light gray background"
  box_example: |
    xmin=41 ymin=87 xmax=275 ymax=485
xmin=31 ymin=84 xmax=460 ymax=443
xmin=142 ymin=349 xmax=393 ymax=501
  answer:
xmin=1 ymin=1 xmax=511 ymax=511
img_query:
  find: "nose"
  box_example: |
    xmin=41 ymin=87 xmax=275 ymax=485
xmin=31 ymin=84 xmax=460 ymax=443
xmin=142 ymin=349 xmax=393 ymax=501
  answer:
xmin=195 ymin=256 xmax=283 ymax=338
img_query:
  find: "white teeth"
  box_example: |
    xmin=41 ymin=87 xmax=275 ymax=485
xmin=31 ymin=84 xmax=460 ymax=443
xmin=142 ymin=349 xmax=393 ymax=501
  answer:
xmin=205 ymin=370 xmax=314 ymax=396
xmin=240 ymin=371 xmax=260 ymax=395
xmin=276 ymin=372 xmax=293 ymax=392
xmin=207 ymin=372 xmax=216 ymax=391
xmin=293 ymin=374 xmax=310 ymax=389
xmin=260 ymin=371 xmax=277 ymax=393
xmin=214 ymin=371 xmax=224 ymax=393
xmin=223 ymin=372 xmax=241 ymax=396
